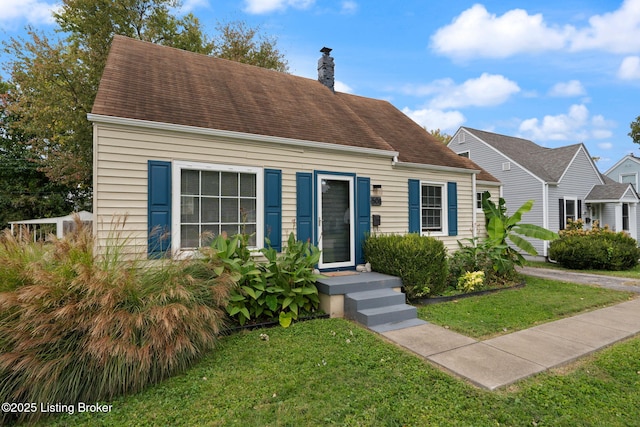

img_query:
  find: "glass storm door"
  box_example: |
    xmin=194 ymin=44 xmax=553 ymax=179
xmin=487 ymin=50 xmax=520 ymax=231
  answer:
xmin=317 ymin=174 xmax=355 ymax=269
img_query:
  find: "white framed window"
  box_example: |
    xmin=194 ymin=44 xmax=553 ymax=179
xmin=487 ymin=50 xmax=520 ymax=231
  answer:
xmin=620 ymin=173 xmax=637 ymax=191
xmin=476 ymin=192 xmax=483 ymax=209
xmin=458 ymin=151 xmax=470 ymax=158
xmin=421 ymin=182 xmax=447 ymax=235
xmin=564 ymin=197 xmax=577 ymax=224
xmin=623 ymin=203 xmax=630 ymax=231
xmin=172 ymin=161 xmax=264 ymax=253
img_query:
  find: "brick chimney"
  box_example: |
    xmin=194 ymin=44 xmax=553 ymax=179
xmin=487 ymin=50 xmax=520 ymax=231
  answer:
xmin=318 ymin=47 xmax=335 ymax=92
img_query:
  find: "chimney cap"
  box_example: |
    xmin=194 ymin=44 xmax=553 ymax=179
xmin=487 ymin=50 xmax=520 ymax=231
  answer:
xmin=320 ymin=47 xmax=332 ymax=55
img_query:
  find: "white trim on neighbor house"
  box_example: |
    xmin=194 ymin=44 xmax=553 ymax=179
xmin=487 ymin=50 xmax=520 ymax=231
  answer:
xmin=604 ymin=154 xmax=640 ymax=176
xmin=620 ymin=172 xmax=638 ymax=190
xmin=557 ymin=145 xmax=604 ymax=185
xmin=87 ymin=113 xmax=400 ymax=160
xmin=171 ymin=160 xmax=265 ymax=257
xmin=451 ymin=128 xmax=548 ymax=185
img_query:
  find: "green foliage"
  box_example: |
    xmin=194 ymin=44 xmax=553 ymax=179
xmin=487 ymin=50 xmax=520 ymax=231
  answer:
xmin=206 ymin=232 xmax=322 ymax=327
xmin=456 ymin=270 xmax=485 ymax=293
xmin=549 ymin=220 xmax=640 ymax=270
xmin=0 ymin=223 xmax=234 ymax=425
xmin=448 ymin=237 xmax=518 ymax=289
xmin=482 ymin=192 xmax=558 ymax=270
xmin=2 ymin=1 xmax=288 ymax=211
xmin=364 ymin=233 xmax=447 ymax=298
xmin=630 ymin=115 xmax=640 ymax=145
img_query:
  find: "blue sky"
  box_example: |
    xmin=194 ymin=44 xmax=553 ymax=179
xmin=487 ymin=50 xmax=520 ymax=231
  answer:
xmin=1 ymin=0 xmax=640 ymax=172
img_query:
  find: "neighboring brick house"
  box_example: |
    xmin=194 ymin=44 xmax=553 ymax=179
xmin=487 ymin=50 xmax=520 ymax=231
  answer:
xmin=89 ymin=36 xmax=500 ymax=269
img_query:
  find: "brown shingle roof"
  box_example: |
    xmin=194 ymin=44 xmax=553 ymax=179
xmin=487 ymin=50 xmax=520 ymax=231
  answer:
xmin=93 ymin=36 xmax=496 ymax=181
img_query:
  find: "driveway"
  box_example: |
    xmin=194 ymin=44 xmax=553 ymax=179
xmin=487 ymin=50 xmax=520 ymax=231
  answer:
xmin=517 ymin=266 xmax=640 ymax=294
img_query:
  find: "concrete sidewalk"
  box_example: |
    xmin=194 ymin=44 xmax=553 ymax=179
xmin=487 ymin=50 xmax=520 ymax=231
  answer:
xmin=380 ymin=298 xmax=640 ymax=390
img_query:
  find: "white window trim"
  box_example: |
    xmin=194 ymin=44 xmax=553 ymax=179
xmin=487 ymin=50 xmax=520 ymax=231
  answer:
xmin=457 ymin=151 xmax=470 ymax=158
xmin=563 ymin=197 xmax=578 ymax=227
xmin=420 ymin=181 xmax=448 ymax=237
xmin=172 ymin=160 xmax=264 ymax=257
xmin=620 ymin=172 xmax=638 ymax=190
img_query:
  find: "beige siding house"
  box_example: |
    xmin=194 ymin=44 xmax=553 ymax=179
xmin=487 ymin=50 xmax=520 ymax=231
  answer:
xmin=89 ymin=36 xmax=499 ymax=269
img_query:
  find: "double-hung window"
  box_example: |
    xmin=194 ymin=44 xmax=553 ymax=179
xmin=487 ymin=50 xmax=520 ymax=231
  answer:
xmin=421 ymin=183 xmax=445 ymax=233
xmin=173 ymin=161 xmax=263 ymax=251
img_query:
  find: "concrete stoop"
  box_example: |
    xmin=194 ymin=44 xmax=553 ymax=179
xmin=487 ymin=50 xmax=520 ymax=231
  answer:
xmin=316 ymin=272 xmax=426 ymax=331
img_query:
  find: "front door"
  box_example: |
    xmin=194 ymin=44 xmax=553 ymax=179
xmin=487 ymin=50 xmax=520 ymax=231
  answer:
xmin=317 ymin=174 xmax=355 ymax=269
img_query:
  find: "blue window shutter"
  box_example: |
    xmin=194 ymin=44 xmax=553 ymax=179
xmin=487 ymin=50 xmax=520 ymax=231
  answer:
xmin=264 ymin=169 xmax=282 ymax=251
xmin=148 ymin=160 xmax=171 ymax=258
xmin=408 ymin=179 xmax=420 ymax=233
xmin=356 ymin=177 xmax=371 ymax=265
xmin=447 ymin=181 xmax=458 ymax=236
xmin=296 ymin=172 xmax=313 ymax=243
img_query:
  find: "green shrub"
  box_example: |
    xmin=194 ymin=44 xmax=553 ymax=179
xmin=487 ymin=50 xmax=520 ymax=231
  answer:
xmin=0 ymin=224 xmax=234 ymax=425
xmin=549 ymin=221 xmax=640 ymax=270
xmin=208 ymin=232 xmax=322 ymax=327
xmin=364 ymin=233 xmax=447 ymax=298
xmin=447 ymin=237 xmax=519 ymax=289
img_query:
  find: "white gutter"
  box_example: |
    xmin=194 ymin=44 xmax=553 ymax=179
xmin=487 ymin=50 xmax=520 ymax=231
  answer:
xmin=393 ymin=160 xmax=480 ymax=175
xmin=87 ymin=113 xmax=400 ymax=159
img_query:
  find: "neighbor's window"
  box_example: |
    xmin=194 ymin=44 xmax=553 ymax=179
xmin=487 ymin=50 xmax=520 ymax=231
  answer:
xmin=421 ymin=184 xmax=444 ymax=233
xmin=623 ymin=203 xmax=630 ymax=231
xmin=179 ymin=166 xmax=258 ymax=249
xmin=565 ymin=199 xmax=576 ymax=225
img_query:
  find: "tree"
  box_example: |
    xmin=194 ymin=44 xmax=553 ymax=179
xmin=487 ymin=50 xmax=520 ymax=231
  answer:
xmin=427 ymin=128 xmax=453 ymax=144
xmin=0 ymin=80 xmax=76 ymax=229
xmin=2 ymin=0 xmax=288 ymax=211
xmin=213 ymin=21 xmax=288 ymax=73
xmin=481 ymin=192 xmax=558 ymax=271
xmin=630 ymin=115 xmax=640 ymax=145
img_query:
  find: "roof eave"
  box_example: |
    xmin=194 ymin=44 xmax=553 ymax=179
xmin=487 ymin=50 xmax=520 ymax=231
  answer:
xmin=88 ymin=113 xmax=400 ymax=159
xmin=393 ymin=160 xmax=479 ymax=175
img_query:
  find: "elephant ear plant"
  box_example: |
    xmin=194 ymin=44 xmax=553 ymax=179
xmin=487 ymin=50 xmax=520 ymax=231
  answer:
xmin=205 ymin=232 xmax=322 ymax=328
xmin=481 ymin=192 xmax=558 ymax=272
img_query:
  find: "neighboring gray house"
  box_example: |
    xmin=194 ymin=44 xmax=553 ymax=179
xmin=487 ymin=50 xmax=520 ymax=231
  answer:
xmin=604 ymin=154 xmax=640 ymax=240
xmin=605 ymin=154 xmax=640 ymax=190
xmin=448 ymin=127 xmax=639 ymax=257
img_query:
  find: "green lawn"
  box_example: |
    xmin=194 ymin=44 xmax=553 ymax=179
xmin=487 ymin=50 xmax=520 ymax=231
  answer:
xmin=418 ymin=276 xmax=635 ymax=339
xmin=39 ymin=276 xmax=640 ymax=427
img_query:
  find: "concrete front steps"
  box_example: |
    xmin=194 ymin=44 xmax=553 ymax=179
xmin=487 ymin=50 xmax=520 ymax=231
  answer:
xmin=316 ymin=272 xmax=426 ymax=332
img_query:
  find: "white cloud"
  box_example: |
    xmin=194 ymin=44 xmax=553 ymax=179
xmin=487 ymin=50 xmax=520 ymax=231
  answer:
xmin=430 ymin=4 xmax=569 ymax=59
xmin=618 ymin=56 xmax=640 ymax=80
xmin=181 ymin=0 xmax=209 ymax=13
xmin=403 ymin=74 xmax=520 ymax=109
xmin=598 ymin=142 xmax=613 ymax=150
xmin=401 ymin=107 xmax=466 ymax=133
xmin=570 ymin=0 xmax=640 ymax=53
xmin=518 ymin=104 xmax=614 ymax=142
xmin=243 ymin=0 xmax=314 ymax=14
xmin=431 ymin=1 xmax=640 ymax=59
xmin=341 ymin=1 xmax=357 ymax=14
xmin=549 ymin=80 xmax=586 ymax=97
xmin=431 ymin=73 xmax=520 ymax=109
xmin=334 ymin=80 xmax=353 ymax=93
xmin=0 ymin=0 xmax=58 ymax=27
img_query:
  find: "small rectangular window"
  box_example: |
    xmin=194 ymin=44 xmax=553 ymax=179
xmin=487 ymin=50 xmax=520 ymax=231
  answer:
xmin=421 ymin=184 xmax=443 ymax=232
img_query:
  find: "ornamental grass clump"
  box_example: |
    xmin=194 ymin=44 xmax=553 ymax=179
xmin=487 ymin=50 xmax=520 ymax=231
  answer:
xmin=0 ymin=219 xmax=235 ymax=425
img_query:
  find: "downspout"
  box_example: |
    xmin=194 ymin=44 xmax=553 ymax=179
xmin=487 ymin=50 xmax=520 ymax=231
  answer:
xmin=472 ymin=173 xmax=477 ymax=238
xmin=543 ymin=183 xmax=549 ymax=258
